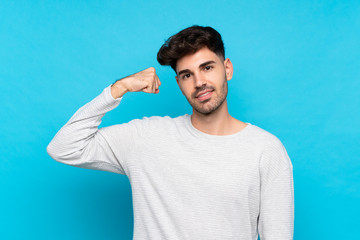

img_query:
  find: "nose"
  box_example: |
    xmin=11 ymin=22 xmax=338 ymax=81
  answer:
xmin=193 ymin=72 xmax=207 ymax=88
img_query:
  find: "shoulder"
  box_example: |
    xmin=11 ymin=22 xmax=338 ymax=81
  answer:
xmin=137 ymin=114 xmax=183 ymax=125
xmin=126 ymin=114 xmax=186 ymax=131
xmin=248 ymin=123 xmax=292 ymax=169
xmin=247 ymin=124 xmax=285 ymax=150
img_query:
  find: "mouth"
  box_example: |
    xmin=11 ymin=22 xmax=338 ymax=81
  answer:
xmin=196 ymin=90 xmax=214 ymax=102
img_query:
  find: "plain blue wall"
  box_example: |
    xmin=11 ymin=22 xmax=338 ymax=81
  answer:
xmin=1 ymin=1 xmax=359 ymax=239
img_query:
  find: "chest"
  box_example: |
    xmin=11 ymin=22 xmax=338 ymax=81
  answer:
xmin=128 ymin=136 xmax=261 ymax=202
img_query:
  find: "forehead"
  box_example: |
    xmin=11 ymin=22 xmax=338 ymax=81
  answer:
xmin=176 ymin=47 xmax=221 ymax=73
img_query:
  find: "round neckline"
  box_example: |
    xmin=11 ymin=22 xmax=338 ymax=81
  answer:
xmin=184 ymin=114 xmax=252 ymax=140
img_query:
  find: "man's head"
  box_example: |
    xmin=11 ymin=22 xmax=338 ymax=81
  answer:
xmin=157 ymin=25 xmax=233 ymax=115
xmin=157 ymin=25 xmax=225 ymax=72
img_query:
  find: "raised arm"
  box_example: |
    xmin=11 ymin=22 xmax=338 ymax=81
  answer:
xmin=46 ymin=67 xmax=161 ymax=175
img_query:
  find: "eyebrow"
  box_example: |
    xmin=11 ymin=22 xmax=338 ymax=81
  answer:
xmin=178 ymin=60 xmax=216 ymax=76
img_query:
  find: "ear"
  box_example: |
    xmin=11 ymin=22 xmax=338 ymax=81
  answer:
xmin=224 ymin=58 xmax=233 ymax=81
xmin=174 ymin=75 xmax=185 ymax=96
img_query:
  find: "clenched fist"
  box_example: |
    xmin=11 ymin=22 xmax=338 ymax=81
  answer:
xmin=111 ymin=67 xmax=161 ymax=99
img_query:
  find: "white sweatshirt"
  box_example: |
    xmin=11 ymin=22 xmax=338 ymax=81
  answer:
xmin=47 ymin=84 xmax=294 ymax=240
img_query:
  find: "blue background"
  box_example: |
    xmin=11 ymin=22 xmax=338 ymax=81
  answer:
xmin=1 ymin=1 xmax=359 ymax=239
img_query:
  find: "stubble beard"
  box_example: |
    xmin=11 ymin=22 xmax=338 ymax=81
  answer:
xmin=185 ymin=75 xmax=228 ymax=115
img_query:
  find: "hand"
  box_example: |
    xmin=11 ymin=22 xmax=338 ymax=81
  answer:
xmin=111 ymin=67 xmax=161 ymax=99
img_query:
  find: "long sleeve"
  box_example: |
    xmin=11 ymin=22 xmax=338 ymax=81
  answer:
xmin=258 ymin=138 xmax=294 ymax=240
xmin=46 ymin=84 xmax=143 ymax=175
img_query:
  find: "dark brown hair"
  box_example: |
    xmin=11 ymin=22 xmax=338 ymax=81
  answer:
xmin=157 ymin=25 xmax=225 ymax=73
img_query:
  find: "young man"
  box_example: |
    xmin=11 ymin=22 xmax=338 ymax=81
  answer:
xmin=47 ymin=25 xmax=294 ymax=240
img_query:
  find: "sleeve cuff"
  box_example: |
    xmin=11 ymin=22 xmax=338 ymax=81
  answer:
xmin=104 ymin=83 xmax=123 ymax=102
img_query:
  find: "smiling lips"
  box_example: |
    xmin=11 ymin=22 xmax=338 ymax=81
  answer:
xmin=196 ymin=90 xmax=214 ymax=101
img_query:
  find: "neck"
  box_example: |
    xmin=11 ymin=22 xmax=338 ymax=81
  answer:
xmin=191 ymin=99 xmax=246 ymax=136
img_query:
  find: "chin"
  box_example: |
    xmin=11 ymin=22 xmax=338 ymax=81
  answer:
xmin=191 ymin=101 xmax=221 ymax=115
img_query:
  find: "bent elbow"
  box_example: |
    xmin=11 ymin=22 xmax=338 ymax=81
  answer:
xmin=46 ymin=142 xmax=58 ymax=160
xmin=46 ymin=139 xmax=92 ymax=169
xmin=46 ymin=141 xmax=80 ymax=163
xmin=46 ymin=142 xmax=66 ymax=163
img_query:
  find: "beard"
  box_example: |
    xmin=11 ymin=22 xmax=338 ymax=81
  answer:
xmin=184 ymin=75 xmax=228 ymax=115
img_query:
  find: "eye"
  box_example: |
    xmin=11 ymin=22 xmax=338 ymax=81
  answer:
xmin=204 ymin=65 xmax=213 ymax=71
xmin=182 ymin=73 xmax=191 ymax=79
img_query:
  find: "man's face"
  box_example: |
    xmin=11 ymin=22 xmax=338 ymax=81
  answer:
xmin=175 ymin=47 xmax=233 ymax=115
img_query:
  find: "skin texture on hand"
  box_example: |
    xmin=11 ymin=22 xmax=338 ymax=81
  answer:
xmin=111 ymin=67 xmax=161 ymax=99
xmin=110 ymin=83 xmax=128 ymax=99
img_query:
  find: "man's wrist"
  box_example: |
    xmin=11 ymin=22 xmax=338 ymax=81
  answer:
xmin=111 ymin=82 xmax=128 ymax=99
